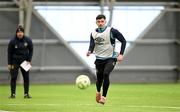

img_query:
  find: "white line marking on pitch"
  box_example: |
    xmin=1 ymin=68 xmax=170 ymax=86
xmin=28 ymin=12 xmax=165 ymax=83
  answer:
xmin=2 ymin=104 xmax=180 ymax=109
xmin=0 ymin=103 xmax=112 ymax=107
xmin=127 ymin=105 xmax=180 ymax=109
xmin=0 ymin=110 xmax=13 ymax=112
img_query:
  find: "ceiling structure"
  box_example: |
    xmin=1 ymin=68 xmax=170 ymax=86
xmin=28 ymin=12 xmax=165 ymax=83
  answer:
xmin=0 ymin=0 xmax=179 ymax=7
xmin=4 ymin=0 xmax=179 ymax=2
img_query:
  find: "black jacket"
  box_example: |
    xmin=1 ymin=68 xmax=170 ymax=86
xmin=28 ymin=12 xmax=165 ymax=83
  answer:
xmin=8 ymin=36 xmax=33 ymax=65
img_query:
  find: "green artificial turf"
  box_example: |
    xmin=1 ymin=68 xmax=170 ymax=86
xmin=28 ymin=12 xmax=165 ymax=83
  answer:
xmin=0 ymin=84 xmax=180 ymax=112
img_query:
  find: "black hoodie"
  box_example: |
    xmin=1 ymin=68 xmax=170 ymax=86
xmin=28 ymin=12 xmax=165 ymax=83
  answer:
xmin=8 ymin=36 xmax=33 ymax=65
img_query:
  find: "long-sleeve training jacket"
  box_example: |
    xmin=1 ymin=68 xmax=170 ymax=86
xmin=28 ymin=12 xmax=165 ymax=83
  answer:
xmin=8 ymin=36 xmax=33 ymax=65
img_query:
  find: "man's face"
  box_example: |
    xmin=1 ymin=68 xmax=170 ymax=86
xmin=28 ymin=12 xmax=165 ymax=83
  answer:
xmin=16 ymin=31 xmax=24 ymax=39
xmin=96 ymin=18 xmax=106 ymax=28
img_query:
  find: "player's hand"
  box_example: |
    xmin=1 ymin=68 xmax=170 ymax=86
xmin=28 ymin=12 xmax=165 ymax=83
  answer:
xmin=27 ymin=61 xmax=31 ymax=65
xmin=86 ymin=51 xmax=91 ymax=57
xmin=8 ymin=65 xmax=12 ymax=70
xmin=117 ymin=54 xmax=123 ymax=63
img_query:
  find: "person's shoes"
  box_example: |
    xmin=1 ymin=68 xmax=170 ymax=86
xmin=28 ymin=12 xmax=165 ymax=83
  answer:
xmin=99 ymin=96 xmax=106 ymax=105
xmin=24 ymin=94 xmax=32 ymax=99
xmin=9 ymin=94 xmax=16 ymax=99
xmin=96 ymin=92 xmax=101 ymax=103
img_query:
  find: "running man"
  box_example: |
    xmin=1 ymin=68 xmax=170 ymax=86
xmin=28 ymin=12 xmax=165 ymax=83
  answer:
xmin=87 ymin=14 xmax=126 ymax=104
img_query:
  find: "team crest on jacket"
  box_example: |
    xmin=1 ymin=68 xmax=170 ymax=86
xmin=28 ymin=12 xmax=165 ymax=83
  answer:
xmin=15 ymin=45 xmax=18 ymax=49
xmin=95 ymin=37 xmax=104 ymax=45
xmin=24 ymin=42 xmax=28 ymax=47
xmin=112 ymin=62 xmax=116 ymax=66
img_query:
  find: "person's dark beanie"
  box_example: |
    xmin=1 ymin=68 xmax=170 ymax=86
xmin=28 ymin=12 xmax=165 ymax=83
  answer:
xmin=16 ymin=25 xmax=24 ymax=33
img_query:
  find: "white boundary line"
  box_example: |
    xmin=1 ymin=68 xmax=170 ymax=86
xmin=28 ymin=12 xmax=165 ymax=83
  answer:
xmin=1 ymin=104 xmax=180 ymax=109
xmin=0 ymin=103 xmax=112 ymax=107
xmin=0 ymin=110 xmax=13 ymax=112
xmin=127 ymin=105 xmax=180 ymax=109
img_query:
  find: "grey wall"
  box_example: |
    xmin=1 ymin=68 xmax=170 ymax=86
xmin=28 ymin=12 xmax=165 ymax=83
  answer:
xmin=113 ymin=11 xmax=180 ymax=83
xmin=0 ymin=7 xmax=179 ymax=84
xmin=0 ymin=12 xmax=19 ymax=67
xmin=0 ymin=11 xmax=95 ymax=84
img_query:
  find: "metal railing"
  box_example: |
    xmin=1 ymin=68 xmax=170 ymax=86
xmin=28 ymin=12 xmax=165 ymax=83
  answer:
xmin=0 ymin=39 xmax=179 ymax=45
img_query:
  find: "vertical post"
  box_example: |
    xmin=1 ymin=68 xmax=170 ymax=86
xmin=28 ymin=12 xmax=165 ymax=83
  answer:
xmin=40 ymin=27 xmax=47 ymax=71
xmin=177 ymin=11 xmax=180 ymax=82
xmin=100 ymin=0 xmax=105 ymax=14
xmin=17 ymin=0 xmax=25 ymax=84
xmin=174 ymin=8 xmax=180 ymax=82
xmin=107 ymin=0 xmax=115 ymax=27
xmin=19 ymin=0 xmax=24 ymax=26
xmin=25 ymin=0 xmax=33 ymax=36
xmin=40 ymin=7 xmax=48 ymax=71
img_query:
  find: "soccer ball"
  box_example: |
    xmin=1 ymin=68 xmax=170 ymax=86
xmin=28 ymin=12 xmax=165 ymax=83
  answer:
xmin=76 ymin=75 xmax=91 ymax=89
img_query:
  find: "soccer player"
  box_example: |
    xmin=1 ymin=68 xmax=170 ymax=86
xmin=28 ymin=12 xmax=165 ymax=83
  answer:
xmin=7 ymin=25 xmax=33 ymax=99
xmin=87 ymin=14 xmax=126 ymax=104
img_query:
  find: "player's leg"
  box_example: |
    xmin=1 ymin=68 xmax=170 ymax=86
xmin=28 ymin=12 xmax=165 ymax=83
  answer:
xmin=20 ymin=67 xmax=31 ymax=98
xmin=95 ymin=59 xmax=105 ymax=92
xmin=95 ymin=59 xmax=105 ymax=102
xmin=99 ymin=58 xmax=116 ymax=104
xmin=9 ymin=64 xmax=19 ymax=98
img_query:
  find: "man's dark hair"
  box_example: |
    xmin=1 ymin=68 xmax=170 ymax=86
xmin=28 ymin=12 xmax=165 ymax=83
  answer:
xmin=96 ymin=14 xmax=106 ymax=20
